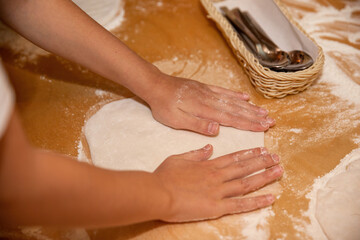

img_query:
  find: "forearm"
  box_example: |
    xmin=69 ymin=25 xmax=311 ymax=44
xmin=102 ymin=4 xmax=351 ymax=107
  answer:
xmin=0 ymin=0 xmax=160 ymax=101
xmin=0 ymin=0 xmax=275 ymax=135
xmin=15 ymin=152 xmax=169 ymax=227
xmin=0 ymin=112 xmax=170 ymax=227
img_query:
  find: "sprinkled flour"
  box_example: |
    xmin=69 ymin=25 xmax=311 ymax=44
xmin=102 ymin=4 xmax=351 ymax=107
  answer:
xmin=94 ymin=89 xmax=109 ymax=97
xmin=288 ymin=128 xmax=303 ymax=134
xmin=21 ymin=227 xmax=90 ymax=240
xmin=76 ymin=140 xmax=88 ymax=163
xmin=297 ymin=3 xmax=360 ymax=106
xmin=353 ymin=134 xmax=360 ymax=146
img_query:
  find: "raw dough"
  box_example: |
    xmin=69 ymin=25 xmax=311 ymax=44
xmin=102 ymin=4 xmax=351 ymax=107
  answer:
xmin=84 ymin=98 xmax=264 ymax=172
xmin=315 ymin=150 xmax=360 ymax=240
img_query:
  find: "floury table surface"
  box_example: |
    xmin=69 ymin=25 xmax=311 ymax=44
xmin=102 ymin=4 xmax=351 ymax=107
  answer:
xmin=0 ymin=0 xmax=359 ymax=239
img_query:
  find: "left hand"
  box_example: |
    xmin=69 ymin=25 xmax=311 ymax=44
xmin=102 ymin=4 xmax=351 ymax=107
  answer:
xmin=154 ymin=145 xmax=282 ymax=222
xmin=146 ymin=73 xmax=275 ymax=136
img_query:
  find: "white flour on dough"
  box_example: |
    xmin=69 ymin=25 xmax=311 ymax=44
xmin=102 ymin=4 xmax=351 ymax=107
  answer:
xmin=84 ymin=98 xmax=264 ymax=172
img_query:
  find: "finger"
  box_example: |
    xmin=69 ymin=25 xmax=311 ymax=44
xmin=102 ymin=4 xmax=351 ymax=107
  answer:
xmin=209 ymin=90 xmax=269 ymax=117
xmin=200 ymin=106 xmax=271 ymax=132
xmin=180 ymin=93 xmax=274 ymax=131
xmin=212 ymin=147 xmax=269 ymax=168
xmin=187 ymin=99 xmax=274 ymax=132
xmin=211 ymin=99 xmax=269 ymax=122
xmin=220 ymin=154 xmax=280 ymax=181
xmin=228 ymin=114 xmax=274 ymax=131
xmin=205 ymin=92 xmax=269 ymax=117
xmin=220 ymin=165 xmax=283 ymax=198
xmin=211 ymin=100 xmax=276 ymax=126
xmin=175 ymin=111 xmax=220 ymax=136
xmin=221 ymin=194 xmax=275 ymax=215
xmin=172 ymin=144 xmax=213 ymax=161
xmin=219 ymin=97 xmax=269 ymax=117
xmin=207 ymin=85 xmax=250 ymax=101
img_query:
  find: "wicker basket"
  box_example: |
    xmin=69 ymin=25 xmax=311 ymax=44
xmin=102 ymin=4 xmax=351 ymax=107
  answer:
xmin=200 ymin=0 xmax=325 ymax=99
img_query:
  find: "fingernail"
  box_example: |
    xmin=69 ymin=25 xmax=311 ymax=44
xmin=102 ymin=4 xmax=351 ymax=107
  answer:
xmin=203 ymin=144 xmax=212 ymax=151
xmin=271 ymin=154 xmax=280 ymax=163
xmin=259 ymin=108 xmax=268 ymax=115
xmin=260 ymin=120 xmax=269 ymax=128
xmin=242 ymin=93 xmax=250 ymax=99
xmin=260 ymin=147 xmax=268 ymax=155
xmin=208 ymin=122 xmax=219 ymax=135
xmin=266 ymin=194 xmax=275 ymax=203
xmin=270 ymin=165 xmax=283 ymax=176
xmin=266 ymin=116 xmax=275 ymax=125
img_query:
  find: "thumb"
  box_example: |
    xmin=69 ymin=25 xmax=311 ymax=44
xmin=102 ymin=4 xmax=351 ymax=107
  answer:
xmin=179 ymin=112 xmax=220 ymax=136
xmin=174 ymin=144 xmax=213 ymax=161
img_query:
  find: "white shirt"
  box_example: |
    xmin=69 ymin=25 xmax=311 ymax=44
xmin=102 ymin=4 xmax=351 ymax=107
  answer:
xmin=72 ymin=0 xmax=123 ymax=30
xmin=0 ymin=61 xmax=14 ymax=138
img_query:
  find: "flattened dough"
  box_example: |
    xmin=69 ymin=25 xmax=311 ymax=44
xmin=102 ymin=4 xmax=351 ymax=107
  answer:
xmin=84 ymin=98 xmax=264 ymax=172
xmin=316 ymin=150 xmax=360 ymax=240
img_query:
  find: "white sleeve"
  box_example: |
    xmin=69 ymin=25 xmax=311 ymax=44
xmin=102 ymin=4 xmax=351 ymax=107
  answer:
xmin=0 ymin=60 xmax=15 ymax=138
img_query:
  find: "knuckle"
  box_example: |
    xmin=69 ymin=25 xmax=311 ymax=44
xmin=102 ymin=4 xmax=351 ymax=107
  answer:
xmin=209 ymin=170 xmax=224 ymax=182
xmin=239 ymin=178 xmax=251 ymax=191
xmin=259 ymin=147 xmax=268 ymax=155
xmin=232 ymin=152 xmax=243 ymax=162
xmin=249 ymin=120 xmax=257 ymax=130
xmin=220 ymin=111 xmax=234 ymax=122
xmin=224 ymin=112 xmax=239 ymax=122
xmin=255 ymin=199 xmax=262 ymax=208
xmin=234 ymin=162 xmax=250 ymax=175
xmin=235 ymin=199 xmax=246 ymax=211
xmin=243 ymin=165 xmax=253 ymax=175
xmin=252 ymin=148 xmax=262 ymax=156
xmin=199 ymin=120 xmax=210 ymax=132
xmin=236 ymin=161 xmax=248 ymax=168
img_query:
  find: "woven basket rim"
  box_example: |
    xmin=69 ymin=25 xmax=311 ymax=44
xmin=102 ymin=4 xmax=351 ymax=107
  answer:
xmin=200 ymin=0 xmax=325 ymax=98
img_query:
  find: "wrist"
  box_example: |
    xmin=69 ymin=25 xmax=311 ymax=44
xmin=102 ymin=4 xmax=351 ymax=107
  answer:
xmin=132 ymin=64 xmax=165 ymax=103
xmin=107 ymin=51 xmax=165 ymax=103
xmin=149 ymin=173 xmax=174 ymax=221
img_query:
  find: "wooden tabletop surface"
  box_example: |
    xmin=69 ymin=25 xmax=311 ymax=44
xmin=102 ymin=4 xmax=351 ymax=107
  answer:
xmin=0 ymin=0 xmax=359 ymax=239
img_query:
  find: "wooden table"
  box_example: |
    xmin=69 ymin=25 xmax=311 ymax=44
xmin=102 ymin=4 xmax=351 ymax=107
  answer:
xmin=1 ymin=0 xmax=359 ymax=239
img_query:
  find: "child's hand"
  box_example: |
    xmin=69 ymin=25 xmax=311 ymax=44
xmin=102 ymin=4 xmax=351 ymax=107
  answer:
xmin=146 ymin=74 xmax=275 ymax=136
xmin=154 ymin=145 xmax=282 ymax=222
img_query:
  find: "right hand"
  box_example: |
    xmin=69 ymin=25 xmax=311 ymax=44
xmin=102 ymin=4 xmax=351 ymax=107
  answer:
xmin=154 ymin=145 xmax=283 ymax=222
